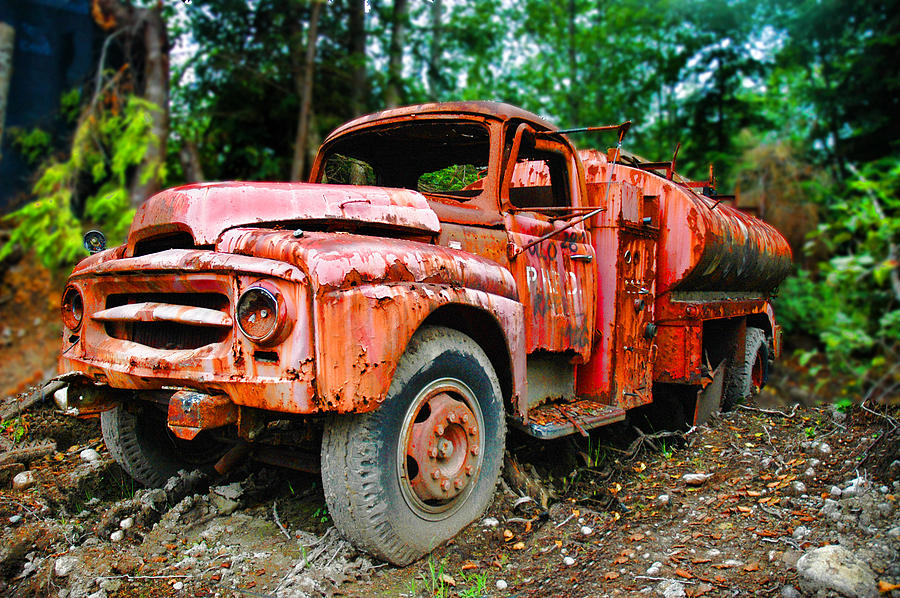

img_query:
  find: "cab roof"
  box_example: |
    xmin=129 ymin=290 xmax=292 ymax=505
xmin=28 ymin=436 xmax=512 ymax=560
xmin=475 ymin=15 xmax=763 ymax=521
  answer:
xmin=324 ymin=101 xmax=559 ymax=143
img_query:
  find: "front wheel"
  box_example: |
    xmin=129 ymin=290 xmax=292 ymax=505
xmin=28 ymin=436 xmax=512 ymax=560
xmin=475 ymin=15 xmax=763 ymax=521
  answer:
xmin=321 ymin=326 xmax=506 ymax=565
xmin=101 ymin=403 xmax=226 ymax=487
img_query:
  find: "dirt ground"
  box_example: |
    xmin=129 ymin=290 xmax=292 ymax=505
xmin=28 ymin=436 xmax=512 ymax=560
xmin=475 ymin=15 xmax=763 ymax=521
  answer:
xmin=0 ymin=258 xmax=898 ymax=598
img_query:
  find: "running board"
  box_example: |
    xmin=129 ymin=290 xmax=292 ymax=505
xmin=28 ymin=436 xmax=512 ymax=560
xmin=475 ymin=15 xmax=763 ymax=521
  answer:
xmin=510 ymin=399 xmax=626 ymax=439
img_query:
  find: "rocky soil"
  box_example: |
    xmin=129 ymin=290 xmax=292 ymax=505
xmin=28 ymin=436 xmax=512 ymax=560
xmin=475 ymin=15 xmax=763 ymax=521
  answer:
xmin=0 ymin=385 xmax=897 ymax=598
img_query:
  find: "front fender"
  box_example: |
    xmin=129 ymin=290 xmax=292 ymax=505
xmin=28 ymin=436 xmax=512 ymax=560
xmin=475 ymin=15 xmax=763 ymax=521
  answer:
xmin=313 ymin=284 xmax=526 ymax=414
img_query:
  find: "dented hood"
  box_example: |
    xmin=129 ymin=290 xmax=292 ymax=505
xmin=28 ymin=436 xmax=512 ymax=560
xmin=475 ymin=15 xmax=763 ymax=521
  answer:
xmin=127 ymin=182 xmax=440 ymax=250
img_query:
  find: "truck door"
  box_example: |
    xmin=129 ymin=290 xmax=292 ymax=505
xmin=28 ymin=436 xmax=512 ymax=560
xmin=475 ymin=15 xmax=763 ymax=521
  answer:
xmin=501 ymin=125 xmax=595 ymax=361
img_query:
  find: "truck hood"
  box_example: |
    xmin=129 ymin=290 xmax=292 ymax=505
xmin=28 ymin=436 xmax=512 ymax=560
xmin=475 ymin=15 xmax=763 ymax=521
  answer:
xmin=126 ymin=182 xmax=440 ymax=252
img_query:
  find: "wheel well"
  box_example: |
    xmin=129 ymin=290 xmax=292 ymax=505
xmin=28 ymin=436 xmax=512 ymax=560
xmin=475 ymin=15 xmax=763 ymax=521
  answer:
xmin=422 ymin=305 xmax=514 ymax=412
xmin=746 ymin=313 xmax=772 ymax=338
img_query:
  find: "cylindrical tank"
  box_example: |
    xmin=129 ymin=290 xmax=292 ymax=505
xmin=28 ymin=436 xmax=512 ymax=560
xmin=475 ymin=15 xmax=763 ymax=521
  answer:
xmin=579 ymin=150 xmax=792 ymax=294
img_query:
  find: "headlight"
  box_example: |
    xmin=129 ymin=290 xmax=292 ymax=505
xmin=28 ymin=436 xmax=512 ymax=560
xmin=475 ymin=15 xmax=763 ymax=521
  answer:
xmin=236 ymin=287 xmax=283 ymax=343
xmin=61 ymin=286 xmax=84 ymax=331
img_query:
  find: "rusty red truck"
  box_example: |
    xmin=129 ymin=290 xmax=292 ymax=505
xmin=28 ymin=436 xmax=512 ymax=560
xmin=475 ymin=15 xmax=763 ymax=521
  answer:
xmin=56 ymin=102 xmax=792 ymax=565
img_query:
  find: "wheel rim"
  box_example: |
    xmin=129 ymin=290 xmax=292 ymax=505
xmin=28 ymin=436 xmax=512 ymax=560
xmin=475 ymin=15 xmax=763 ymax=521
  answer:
xmin=397 ymin=377 xmax=485 ymax=521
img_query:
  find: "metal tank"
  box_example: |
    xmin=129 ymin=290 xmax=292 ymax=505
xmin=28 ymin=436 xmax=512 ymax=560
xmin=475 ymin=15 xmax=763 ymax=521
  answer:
xmin=578 ymin=150 xmax=793 ymax=294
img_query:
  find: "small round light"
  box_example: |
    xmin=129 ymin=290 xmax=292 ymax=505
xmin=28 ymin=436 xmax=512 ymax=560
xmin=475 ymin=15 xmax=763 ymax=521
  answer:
xmin=61 ymin=286 xmax=84 ymax=331
xmin=237 ymin=287 xmax=280 ymax=342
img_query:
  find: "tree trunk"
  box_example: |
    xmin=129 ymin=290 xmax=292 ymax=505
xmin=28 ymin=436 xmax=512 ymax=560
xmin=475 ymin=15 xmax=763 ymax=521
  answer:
xmin=290 ymin=0 xmax=322 ymax=182
xmin=427 ymin=0 xmax=442 ymax=101
xmin=93 ymin=0 xmax=169 ymax=208
xmin=0 ymin=22 xmax=14 ymax=161
xmin=385 ymin=0 xmax=408 ymax=109
xmin=567 ymin=0 xmax=577 ymax=125
xmin=179 ymin=141 xmax=205 ymax=183
xmin=348 ymin=0 xmax=367 ymax=116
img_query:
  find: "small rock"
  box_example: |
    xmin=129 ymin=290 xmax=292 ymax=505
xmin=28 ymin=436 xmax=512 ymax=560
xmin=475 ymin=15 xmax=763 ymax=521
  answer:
xmin=657 ymin=494 xmax=670 ymax=506
xmin=887 ymin=527 xmax=900 ymax=540
xmin=119 ymin=517 xmax=134 ymax=530
xmin=792 ymin=526 xmax=810 ymax=540
xmin=791 ymin=481 xmax=808 ymax=495
xmin=802 ymin=468 xmax=816 ymax=480
xmin=54 ymin=556 xmax=78 ymax=577
xmin=723 ymin=559 xmax=744 ymax=568
xmin=8 ymin=515 xmax=22 ymax=524
xmin=796 ymin=545 xmax=878 ymax=598
xmin=655 ymin=580 xmax=686 ymax=598
xmin=808 ymin=458 xmax=822 ymax=468
xmin=647 ymin=561 xmax=662 ymax=575
xmin=12 ymin=470 xmax=35 ymax=490
xmin=781 ymin=585 xmax=801 ymax=598
xmin=79 ymin=449 xmax=101 ymax=463
xmin=682 ymin=473 xmax=711 ymax=486
xmin=495 ymin=579 xmax=508 ymax=590
xmin=581 ymin=526 xmax=593 ymax=536
xmin=110 ymin=530 xmax=124 ymax=542
xmin=815 ymin=442 xmax=832 ymax=457
xmin=173 ymin=581 xmax=184 ymax=591
xmin=830 ymin=486 xmax=843 ymax=498
xmin=563 ymin=556 xmax=575 ymax=566
xmin=481 ymin=517 xmax=499 ymax=527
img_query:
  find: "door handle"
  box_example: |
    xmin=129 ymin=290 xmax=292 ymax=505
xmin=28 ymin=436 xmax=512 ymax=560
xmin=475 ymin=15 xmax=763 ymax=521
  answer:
xmin=570 ymin=254 xmax=593 ymax=262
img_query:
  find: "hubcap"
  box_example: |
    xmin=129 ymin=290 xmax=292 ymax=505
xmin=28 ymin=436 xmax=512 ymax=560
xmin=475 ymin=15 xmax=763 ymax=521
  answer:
xmin=398 ymin=378 xmax=484 ymax=520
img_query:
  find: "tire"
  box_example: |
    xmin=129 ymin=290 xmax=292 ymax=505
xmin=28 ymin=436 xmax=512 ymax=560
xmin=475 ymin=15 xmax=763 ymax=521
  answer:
xmin=722 ymin=327 xmax=769 ymax=411
xmin=101 ymin=403 xmax=225 ymax=487
xmin=321 ymin=326 xmax=506 ymax=566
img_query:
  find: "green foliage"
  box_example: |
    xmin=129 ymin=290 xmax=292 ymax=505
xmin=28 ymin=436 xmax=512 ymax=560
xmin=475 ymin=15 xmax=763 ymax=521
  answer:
xmin=9 ymin=127 xmax=52 ymax=166
xmin=2 ymin=96 xmax=163 ymax=269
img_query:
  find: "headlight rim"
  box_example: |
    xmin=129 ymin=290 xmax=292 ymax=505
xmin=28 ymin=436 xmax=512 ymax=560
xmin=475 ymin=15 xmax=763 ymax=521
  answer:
xmin=61 ymin=285 xmax=84 ymax=332
xmin=236 ymin=285 xmax=286 ymax=345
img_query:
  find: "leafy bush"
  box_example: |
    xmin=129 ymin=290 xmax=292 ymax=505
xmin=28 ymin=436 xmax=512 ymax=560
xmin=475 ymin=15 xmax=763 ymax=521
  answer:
xmin=1 ymin=95 xmax=164 ymax=269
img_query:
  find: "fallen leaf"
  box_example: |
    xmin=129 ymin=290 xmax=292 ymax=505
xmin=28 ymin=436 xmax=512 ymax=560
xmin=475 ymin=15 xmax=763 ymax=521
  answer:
xmin=675 ymin=568 xmax=693 ymax=579
xmin=629 ymin=533 xmax=646 ymax=542
xmin=746 ymin=490 xmax=762 ymax=497
xmin=878 ymin=580 xmax=900 ymax=592
xmin=440 ymin=574 xmax=456 ymax=586
xmin=743 ymin=563 xmax=760 ymax=572
xmin=503 ymin=529 xmax=514 ymax=541
xmin=613 ymin=556 xmax=629 ymax=564
xmin=691 ymin=558 xmax=712 ymax=564
xmin=461 ymin=561 xmax=478 ymax=571
xmin=512 ymin=542 xmax=525 ymax=550
xmin=737 ymin=506 xmax=752 ymax=513
xmin=604 ymin=571 xmax=620 ymax=580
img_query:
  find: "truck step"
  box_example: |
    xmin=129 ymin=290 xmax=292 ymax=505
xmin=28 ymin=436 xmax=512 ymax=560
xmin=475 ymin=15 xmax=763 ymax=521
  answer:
xmin=511 ymin=399 xmax=626 ymax=440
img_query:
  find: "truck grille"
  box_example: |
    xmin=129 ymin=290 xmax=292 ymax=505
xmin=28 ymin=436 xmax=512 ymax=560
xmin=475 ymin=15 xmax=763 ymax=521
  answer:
xmin=102 ymin=293 xmax=232 ymax=350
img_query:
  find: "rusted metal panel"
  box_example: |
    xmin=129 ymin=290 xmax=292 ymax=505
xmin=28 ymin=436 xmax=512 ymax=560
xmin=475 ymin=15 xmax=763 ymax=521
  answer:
xmin=167 ymin=390 xmax=238 ymax=440
xmin=653 ymin=324 xmax=703 ymax=384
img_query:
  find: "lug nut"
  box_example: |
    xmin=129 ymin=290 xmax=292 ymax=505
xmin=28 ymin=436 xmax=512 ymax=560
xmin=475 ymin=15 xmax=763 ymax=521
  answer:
xmin=454 ymin=479 xmax=463 ymax=489
xmin=429 ymin=447 xmax=438 ymax=458
xmin=461 ymin=414 xmax=469 ymax=424
xmin=431 ymin=470 xmax=440 ymax=480
xmin=471 ymin=446 xmax=479 ymax=456
xmin=440 ymin=479 xmax=450 ymax=491
xmin=467 ymin=425 xmax=477 ymax=435
xmin=435 ymin=424 xmax=445 ymax=435
xmin=465 ymin=465 xmax=474 ymax=476
xmin=448 ymin=412 xmax=457 ymax=423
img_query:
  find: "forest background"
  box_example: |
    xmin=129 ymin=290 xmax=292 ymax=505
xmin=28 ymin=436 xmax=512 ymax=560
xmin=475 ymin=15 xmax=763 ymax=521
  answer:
xmin=1 ymin=0 xmax=898 ymax=403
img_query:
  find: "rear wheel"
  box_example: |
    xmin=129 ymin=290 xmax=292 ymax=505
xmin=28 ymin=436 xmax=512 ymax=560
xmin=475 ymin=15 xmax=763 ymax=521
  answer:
xmin=722 ymin=327 xmax=769 ymax=411
xmin=321 ymin=326 xmax=505 ymax=565
xmin=101 ymin=403 xmax=225 ymax=487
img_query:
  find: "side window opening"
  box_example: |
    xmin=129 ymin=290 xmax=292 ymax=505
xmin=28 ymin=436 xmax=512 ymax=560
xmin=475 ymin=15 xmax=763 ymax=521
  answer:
xmin=508 ymin=151 xmax=571 ymax=210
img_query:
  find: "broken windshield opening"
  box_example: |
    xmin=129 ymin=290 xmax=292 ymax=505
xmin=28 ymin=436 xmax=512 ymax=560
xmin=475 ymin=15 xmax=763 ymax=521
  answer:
xmin=319 ymin=121 xmax=490 ymax=202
